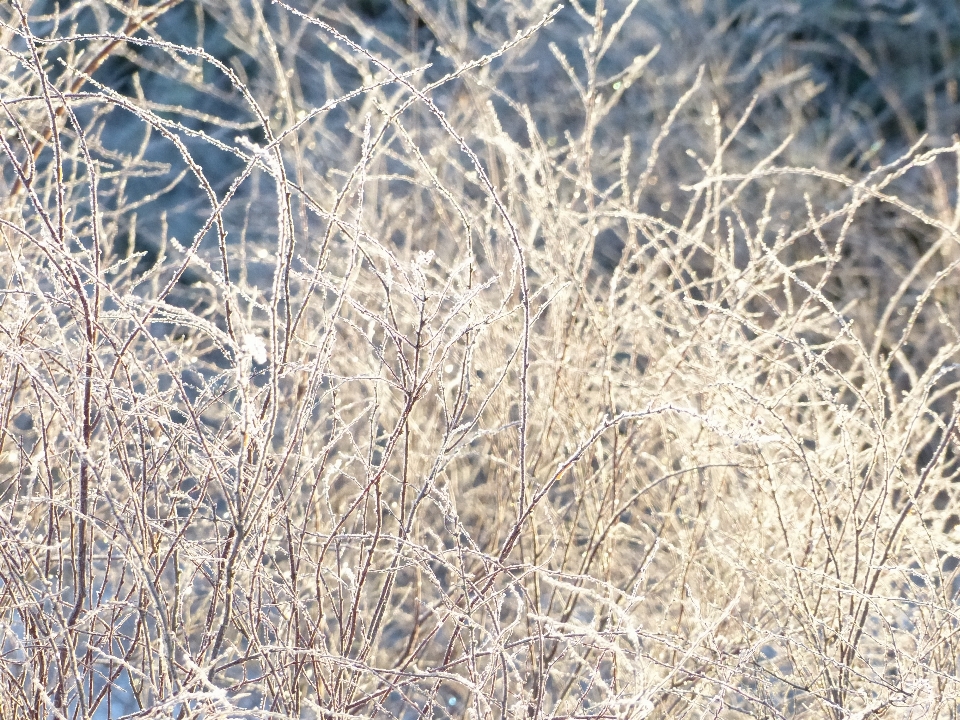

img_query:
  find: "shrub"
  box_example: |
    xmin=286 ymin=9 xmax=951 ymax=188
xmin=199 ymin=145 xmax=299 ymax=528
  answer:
xmin=1 ymin=0 xmax=959 ymax=718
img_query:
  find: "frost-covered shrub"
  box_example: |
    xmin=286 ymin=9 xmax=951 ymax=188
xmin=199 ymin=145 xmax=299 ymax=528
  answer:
xmin=1 ymin=1 xmax=959 ymax=718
